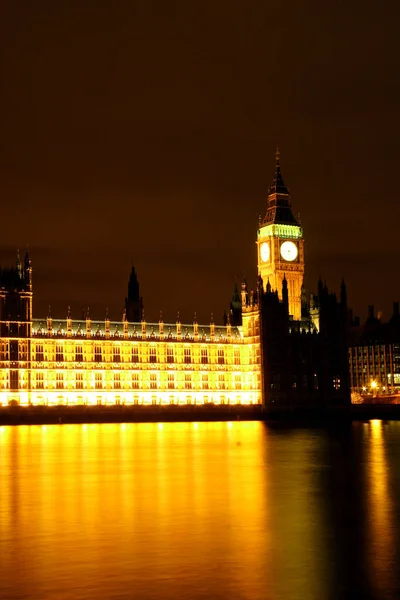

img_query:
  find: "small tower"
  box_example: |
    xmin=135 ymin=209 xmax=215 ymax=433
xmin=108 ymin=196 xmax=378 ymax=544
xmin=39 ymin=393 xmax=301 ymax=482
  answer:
xmin=229 ymin=281 xmax=242 ymax=326
xmin=24 ymin=249 xmax=32 ymax=293
xmin=125 ymin=265 xmax=143 ymax=322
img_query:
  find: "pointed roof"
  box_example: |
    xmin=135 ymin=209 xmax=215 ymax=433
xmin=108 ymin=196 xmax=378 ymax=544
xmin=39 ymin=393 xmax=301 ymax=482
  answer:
xmin=261 ymin=149 xmax=298 ymax=226
xmin=268 ymin=148 xmax=289 ymax=195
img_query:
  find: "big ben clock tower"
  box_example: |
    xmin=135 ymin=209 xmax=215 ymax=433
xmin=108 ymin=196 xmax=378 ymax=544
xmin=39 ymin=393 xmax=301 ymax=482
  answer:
xmin=257 ymin=150 xmax=304 ymax=320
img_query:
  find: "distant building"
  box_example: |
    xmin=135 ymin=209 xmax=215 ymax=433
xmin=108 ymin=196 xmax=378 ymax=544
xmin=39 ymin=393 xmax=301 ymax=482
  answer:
xmin=349 ymin=303 xmax=400 ymax=395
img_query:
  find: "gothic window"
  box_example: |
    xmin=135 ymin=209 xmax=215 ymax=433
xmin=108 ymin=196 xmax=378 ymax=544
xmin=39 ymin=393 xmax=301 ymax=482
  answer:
xmin=234 ymin=349 xmax=240 ymax=365
xmin=184 ymin=348 xmax=192 ymax=364
xmin=56 ymin=372 xmax=64 ymax=389
xmin=95 ymin=372 xmax=103 ymax=389
xmin=185 ymin=374 xmax=192 ymax=389
xmin=201 ymin=348 xmax=208 ymax=365
xmin=114 ymin=372 xmax=121 ymax=389
xmin=150 ymin=373 xmax=157 ymax=389
xmin=94 ymin=346 xmax=102 ymax=363
xmin=132 ymin=346 xmax=139 ymax=363
xmin=218 ymin=349 xmax=225 ymax=365
xmin=36 ymin=372 xmax=44 ymax=389
xmin=202 ymin=374 xmax=209 ymax=390
xmin=235 ymin=375 xmax=241 ymax=390
xmin=36 ymin=344 xmax=44 ymax=362
xmin=75 ymin=345 xmax=83 ymax=362
xmin=149 ymin=346 xmax=157 ymax=363
xmin=132 ymin=373 xmax=139 ymax=389
xmin=218 ymin=374 xmax=226 ymax=390
xmin=56 ymin=344 xmax=64 ymax=362
xmin=168 ymin=373 xmax=175 ymax=389
xmin=76 ymin=372 xmax=83 ymax=389
xmin=113 ymin=346 xmax=121 ymax=363
xmin=167 ymin=346 xmax=174 ymax=363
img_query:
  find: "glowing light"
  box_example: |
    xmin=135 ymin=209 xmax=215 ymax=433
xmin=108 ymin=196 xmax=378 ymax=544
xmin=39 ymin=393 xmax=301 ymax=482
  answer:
xmin=371 ymin=380 xmax=378 ymax=389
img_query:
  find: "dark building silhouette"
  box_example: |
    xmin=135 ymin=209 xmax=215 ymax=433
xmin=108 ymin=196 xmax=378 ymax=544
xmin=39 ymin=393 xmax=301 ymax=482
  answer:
xmin=233 ymin=150 xmax=351 ymax=408
xmin=124 ymin=265 xmax=143 ymax=322
xmin=224 ymin=281 xmax=242 ymax=326
xmin=241 ymin=275 xmax=350 ymax=408
xmin=0 ymin=250 xmax=33 ymax=397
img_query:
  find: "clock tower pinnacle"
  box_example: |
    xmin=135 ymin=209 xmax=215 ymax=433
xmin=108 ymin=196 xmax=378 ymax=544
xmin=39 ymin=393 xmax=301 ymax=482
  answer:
xmin=257 ymin=150 xmax=305 ymax=320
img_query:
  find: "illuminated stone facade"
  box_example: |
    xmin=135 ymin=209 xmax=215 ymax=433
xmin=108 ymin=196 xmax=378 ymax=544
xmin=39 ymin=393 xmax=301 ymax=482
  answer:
xmin=0 ymin=252 xmax=261 ymax=406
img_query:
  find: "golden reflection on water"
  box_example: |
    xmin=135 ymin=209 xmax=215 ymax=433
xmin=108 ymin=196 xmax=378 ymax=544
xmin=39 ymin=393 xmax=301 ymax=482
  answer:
xmin=0 ymin=422 xmax=399 ymax=600
xmin=367 ymin=420 xmax=396 ymax=597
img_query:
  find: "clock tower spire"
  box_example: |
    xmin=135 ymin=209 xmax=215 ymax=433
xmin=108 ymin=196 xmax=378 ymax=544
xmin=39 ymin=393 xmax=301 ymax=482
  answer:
xmin=257 ymin=150 xmax=305 ymax=320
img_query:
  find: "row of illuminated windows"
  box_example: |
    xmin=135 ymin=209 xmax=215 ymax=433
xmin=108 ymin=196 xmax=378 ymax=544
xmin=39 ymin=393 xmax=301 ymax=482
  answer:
xmin=33 ymin=344 xmax=243 ymax=365
xmin=33 ymin=372 xmax=251 ymax=390
xmin=29 ymin=395 xmax=256 ymax=406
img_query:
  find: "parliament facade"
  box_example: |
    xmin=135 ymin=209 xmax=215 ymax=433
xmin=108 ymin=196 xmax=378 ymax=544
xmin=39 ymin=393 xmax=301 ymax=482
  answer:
xmin=0 ymin=152 xmax=350 ymax=408
xmin=0 ymin=251 xmax=261 ymax=407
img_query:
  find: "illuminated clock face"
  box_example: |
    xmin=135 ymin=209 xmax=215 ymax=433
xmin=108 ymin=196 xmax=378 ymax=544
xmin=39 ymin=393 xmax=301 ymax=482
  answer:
xmin=280 ymin=241 xmax=298 ymax=262
xmin=260 ymin=242 xmax=270 ymax=263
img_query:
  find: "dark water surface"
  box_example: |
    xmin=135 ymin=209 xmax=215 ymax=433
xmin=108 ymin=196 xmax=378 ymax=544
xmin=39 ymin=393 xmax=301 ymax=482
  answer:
xmin=1 ymin=421 xmax=400 ymax=600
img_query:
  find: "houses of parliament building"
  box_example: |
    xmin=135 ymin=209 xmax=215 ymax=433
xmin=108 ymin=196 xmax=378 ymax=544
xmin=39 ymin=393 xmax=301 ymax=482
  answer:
xmin=0 ymin=153 xmax=350 ymax=408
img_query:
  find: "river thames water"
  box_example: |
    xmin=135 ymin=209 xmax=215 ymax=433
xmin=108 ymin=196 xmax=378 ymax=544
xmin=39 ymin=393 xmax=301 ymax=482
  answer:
xmin=1 ymin=420 xmax=400 ymax=600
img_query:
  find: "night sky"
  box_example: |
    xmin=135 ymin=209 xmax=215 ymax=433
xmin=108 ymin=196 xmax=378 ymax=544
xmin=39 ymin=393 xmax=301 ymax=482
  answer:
xmin=1 ymin=1 xmax=398 ymax=324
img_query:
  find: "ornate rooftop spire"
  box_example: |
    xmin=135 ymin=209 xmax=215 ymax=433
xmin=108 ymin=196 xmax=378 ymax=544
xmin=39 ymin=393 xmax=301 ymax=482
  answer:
xmin=261 ymin=149 xmax=297 ymax=226
xmin=268 ymin=147 xmax=289 ymax=196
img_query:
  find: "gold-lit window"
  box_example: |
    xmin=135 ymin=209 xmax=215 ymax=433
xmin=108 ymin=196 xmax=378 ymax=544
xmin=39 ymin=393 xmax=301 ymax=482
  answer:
xmin=114 ymin=372 xmax=121 ymax=389
xmin=0 ymin=342 xmax=8 ymax=361
xmin=184 ymin=348 xmax=192 ymax=364
xmin=150 ymin=373 xmax=157 ymax=389
xmin=76 ymin=372 xmax=83 ymax=389
xmin=168 ymin=373 xmax=175 ymax=389
xmin=132 ymin=373 xmax=139 ymax=389
xmin=113 ymin=346 xmax=121 ymax=363
xmin=202 ymin=374 xmax=209 ymax=389
xmin=132 ymin=346 xmax=139 ymax=363
xmin=94 ymin=346 xmax=102 ymax=363
xmin=36 ymin=344 xmax=44 ymax=362
xmin=201 ymin=348 xmax=208 ymax=364
xmin=235 ymin=375 xmax=241 ymax=390
xmin=185 ymin=374 xmax=192 ymax=389
xmin=95 ymin=372 xmax=103 ymax=389
xmin=36 ymin=372 xmax=44 ymax=389
xmin=234 ymin=349 xmax=240 ymax=365
xmin=218 ymin=349 xmax=225 ymax=365
xmin=218 ymin=374 xmax=226 ymax=390
xmin=56 ymin=344 xmax=64 ymax=362
xmin=149 ymin=347 xmax=157 ymax=363
xmin=75 ymin=345 xmax=83 ymax=362
xmin=167 ymin=346 xmax=174 ymax=363
xmin=56 ymin=372 xmax=64 ymax=389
